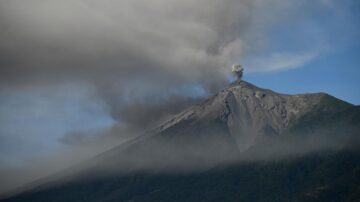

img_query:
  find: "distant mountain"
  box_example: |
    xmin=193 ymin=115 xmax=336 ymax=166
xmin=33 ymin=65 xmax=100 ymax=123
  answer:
xmin=2 ymin=81 xmax=360 ymax=202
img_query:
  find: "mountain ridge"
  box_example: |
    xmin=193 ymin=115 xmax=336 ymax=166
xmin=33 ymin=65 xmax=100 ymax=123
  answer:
xmin=142 ymin=80 xmax=353 ymax=151
xmin=1 ymin=80 xmax=359 ymax=202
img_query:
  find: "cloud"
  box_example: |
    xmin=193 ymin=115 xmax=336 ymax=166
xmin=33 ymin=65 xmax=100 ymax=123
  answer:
xmin=0 ymin=83 xmax=114 ymax=166
xmin=246 ymin=51 xmax=319 ymax=72
xmin=0 ymin=0 xmax=359 ymax=194
xmin=1 ymin=0 xmax=356 ymax=125
xmin=0 ymin=0 xmax=245 ymax=87
xmin=2 ymin=0 xmax=351 ymax=88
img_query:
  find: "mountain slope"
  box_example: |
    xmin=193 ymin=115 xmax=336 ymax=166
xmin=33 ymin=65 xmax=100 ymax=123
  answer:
xmin=110 ymin=80 xmax=356 ymax=156
xmin=4 ymin=151 xmax=360 ymax=202
xmin=2 ymin=80 xmax=359 ymax=202
xmin=107 ymin=80 xmax=354 ymax=153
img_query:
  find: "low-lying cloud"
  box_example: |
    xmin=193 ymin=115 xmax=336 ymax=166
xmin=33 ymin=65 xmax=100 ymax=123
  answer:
xmin=0 ymin=0 xmax=359 ymax=195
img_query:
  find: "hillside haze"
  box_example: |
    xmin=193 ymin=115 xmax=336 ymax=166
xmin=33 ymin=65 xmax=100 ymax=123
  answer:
xmin=2 ymin=81 xmax=360 ymax=202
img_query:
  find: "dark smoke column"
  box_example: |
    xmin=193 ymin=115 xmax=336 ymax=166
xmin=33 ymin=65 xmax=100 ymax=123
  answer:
xmin=232 ymin=64 xmax=244 ymax=81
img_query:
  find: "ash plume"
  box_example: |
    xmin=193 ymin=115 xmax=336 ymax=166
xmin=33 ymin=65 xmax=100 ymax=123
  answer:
xmin=0 ymin=0 xmax=358 ymax=195
xmin=232 ymin=64 xmax=244 ymax=80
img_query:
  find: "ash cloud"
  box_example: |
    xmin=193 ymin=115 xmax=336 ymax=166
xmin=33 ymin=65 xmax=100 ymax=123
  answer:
xmin=39 ymin=128 xmax=360 ymax=187
xmin=0 ymin=0 xmax=355 ymax=128
xmin=0 ymin=0 xmax=356 ymax=124
xmin=2 ymin=0 xmax=352 ymax=88
xmin=0 ymin=0 xmax=358 ymax=195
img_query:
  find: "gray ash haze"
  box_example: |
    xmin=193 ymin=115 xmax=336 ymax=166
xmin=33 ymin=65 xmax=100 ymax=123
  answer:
xmin=0 ymin=0 xmax=359 ymax=194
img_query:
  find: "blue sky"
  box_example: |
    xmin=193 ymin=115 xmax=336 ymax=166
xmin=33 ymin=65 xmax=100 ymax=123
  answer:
xmin=0 ymin=83 xmax=114 ymax=167
xmin=243 ymin=0 xmax=360 ymax=105
xmin=246 ymin=43 xmax=360 ymax=105
xmin=0 ymin=0 xmax=359 ymax=193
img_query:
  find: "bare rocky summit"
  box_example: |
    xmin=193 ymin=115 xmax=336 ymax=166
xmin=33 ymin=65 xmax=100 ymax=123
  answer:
xmin=148 ymin=80 xmax=353 ymax=152
xmin=2 ymin=80 xmax=359 ymax=202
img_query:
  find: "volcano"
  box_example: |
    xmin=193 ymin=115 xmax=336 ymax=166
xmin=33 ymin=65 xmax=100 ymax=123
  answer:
xmin=2 ymin=81 xmax=360 ymax=202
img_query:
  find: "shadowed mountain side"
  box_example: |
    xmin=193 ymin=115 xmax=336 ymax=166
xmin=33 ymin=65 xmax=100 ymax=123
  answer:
xmin=70 ymin=80 xmax=359 ymax=174
xmin=2 ymin=151 xmax=360 ymax=202
xmin=1 ymin=80 xmax=359 ymax=201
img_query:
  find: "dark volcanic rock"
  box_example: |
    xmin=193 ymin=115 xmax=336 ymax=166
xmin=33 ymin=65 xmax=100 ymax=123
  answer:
xmin=2 ymin=81 xmax=359 ymax=202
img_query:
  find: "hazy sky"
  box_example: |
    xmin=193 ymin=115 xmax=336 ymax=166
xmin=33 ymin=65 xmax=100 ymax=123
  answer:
xmin=0 ymin=0 xmax=359 ymax=194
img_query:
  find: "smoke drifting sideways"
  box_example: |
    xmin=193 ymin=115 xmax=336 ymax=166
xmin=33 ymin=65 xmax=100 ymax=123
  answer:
xmin=14 ymin=125 xmax=359 ymax=193
xmin=0 ymin=0 xmax=356 ymax=143
xmin=1 ymin=0 xmax=356 ymax=105
xmin=0 ymin=0 xmax=359 ymax=195
xmin=47 ymin=120 xmax=360 ymax=181
xmin=1 ymin=107 xmax=359 ymax=197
